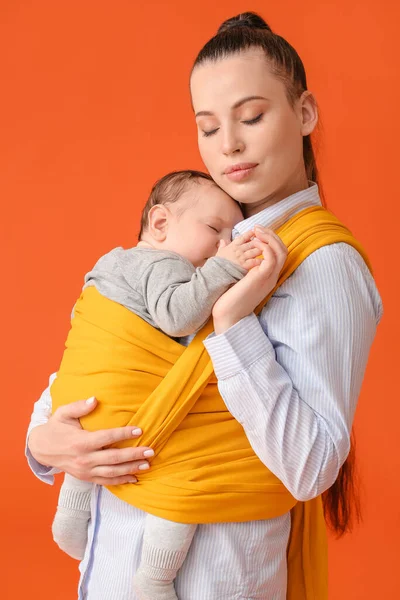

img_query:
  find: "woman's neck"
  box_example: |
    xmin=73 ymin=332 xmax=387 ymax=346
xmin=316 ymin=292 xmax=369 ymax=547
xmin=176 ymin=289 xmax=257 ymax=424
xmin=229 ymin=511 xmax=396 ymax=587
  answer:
xmin=243 ymin=170 xmax=310 ymax=218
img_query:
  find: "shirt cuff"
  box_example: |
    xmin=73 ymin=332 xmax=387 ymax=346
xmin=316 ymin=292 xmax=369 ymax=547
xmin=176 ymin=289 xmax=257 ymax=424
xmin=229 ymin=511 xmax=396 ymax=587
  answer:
xmin=203 ymin=313 xmax=274 ymax=380
xmin=25 ymin=424 xmax=61 ymax=484
xmin=25 ymin=443 xmax=60 ymax=484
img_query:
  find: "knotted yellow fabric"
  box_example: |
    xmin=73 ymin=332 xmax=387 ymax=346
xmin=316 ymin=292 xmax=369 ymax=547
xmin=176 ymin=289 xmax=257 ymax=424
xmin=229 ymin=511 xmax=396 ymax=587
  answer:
xmin=51 ymin=205 xmax=371 ymax=599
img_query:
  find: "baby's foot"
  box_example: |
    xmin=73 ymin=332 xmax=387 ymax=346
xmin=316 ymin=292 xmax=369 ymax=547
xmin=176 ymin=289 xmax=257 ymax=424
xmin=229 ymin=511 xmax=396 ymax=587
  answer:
xmin=132 ymin=569 xmax=178 ymax=600
xmin=52 ymin=506 xmax=90 ymax=560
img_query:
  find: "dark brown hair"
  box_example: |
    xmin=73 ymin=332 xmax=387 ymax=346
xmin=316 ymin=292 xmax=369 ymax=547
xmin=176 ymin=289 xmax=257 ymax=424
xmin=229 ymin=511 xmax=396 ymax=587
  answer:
xmin=138 ymin=169 xmax=214 ymax=239
xmin=193 ymin=12 xmax=357 ymax=537
xmin=192 ymin=12 xmax=319 ymax=186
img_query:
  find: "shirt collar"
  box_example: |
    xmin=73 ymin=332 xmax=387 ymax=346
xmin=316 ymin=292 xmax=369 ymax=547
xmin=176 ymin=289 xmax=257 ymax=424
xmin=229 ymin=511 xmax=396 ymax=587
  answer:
xmin=232 ymin=183 xmax=321 ymax=238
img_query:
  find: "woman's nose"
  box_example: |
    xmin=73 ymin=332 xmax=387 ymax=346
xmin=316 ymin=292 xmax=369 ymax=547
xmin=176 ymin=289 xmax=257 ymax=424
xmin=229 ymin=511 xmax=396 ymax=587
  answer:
xmin=221 ymin=129 xmax=244 ymax=156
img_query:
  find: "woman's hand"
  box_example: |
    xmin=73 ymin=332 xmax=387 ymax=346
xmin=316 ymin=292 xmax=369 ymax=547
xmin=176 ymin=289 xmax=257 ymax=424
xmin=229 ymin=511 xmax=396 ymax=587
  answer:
xmin=212 ymin=226 xmax=287 ymax=334
xmin=28 ymin=398 xmax=154 ymax=485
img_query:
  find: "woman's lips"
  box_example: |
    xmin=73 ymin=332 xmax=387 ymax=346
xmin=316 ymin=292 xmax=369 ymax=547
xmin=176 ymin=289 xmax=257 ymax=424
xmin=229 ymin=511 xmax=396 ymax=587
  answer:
xmin=224 ymin=163 xmax=258 ymax=182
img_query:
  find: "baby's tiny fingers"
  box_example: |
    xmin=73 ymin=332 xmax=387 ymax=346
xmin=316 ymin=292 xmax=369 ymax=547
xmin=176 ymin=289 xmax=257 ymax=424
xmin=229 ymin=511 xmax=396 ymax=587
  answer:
xmin=235 ymin=241 xmax=256 ymax=254
xmin=233 ymin=230 xmax=254 ymax=245
xmin=243 ymin=247 xmax=263 ymax=260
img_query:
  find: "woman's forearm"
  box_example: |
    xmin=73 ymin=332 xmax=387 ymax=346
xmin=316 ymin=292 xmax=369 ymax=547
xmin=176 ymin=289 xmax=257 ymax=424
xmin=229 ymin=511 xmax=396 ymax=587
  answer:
xmin=205 ymin=244 xmax=382 ymax=501
xmin=26 ymin=375 xmax=60 ymax=481
xmin=207 ymin=318 xmax=341 ymax=501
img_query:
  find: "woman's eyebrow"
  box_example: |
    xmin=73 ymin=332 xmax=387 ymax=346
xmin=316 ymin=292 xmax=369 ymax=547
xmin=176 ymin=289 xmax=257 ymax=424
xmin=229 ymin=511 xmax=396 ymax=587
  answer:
xmin=232 ymin=95 xmax=268 ymax=109
xmin=195 ymin=96 xmax=268 ymax=118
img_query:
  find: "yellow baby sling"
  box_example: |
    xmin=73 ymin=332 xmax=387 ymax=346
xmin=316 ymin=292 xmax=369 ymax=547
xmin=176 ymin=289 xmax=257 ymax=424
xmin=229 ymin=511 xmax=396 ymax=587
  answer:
xmin=51 ymin=206 xmax=372 ymax=599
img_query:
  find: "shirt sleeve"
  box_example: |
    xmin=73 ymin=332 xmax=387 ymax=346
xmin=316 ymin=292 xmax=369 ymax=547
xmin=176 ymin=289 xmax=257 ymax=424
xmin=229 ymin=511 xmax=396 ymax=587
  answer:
xmin=204 ymin=243 xmax=383 ymax=501
xmin=140 ymin=255 xmax=246 ymax=337
xmin=25 ymin=373 xmax=60 ymax=484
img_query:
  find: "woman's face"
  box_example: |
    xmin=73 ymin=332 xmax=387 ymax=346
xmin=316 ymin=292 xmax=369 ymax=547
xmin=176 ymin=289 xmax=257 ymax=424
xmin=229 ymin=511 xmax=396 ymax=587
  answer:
xmin=190 ymin=48 xmax=317 ymax=216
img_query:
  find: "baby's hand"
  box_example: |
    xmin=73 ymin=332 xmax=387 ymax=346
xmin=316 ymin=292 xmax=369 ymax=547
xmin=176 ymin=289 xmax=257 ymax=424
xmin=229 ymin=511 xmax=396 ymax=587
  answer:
xmin=216 ymin=230 xmax=262 ymax=271
xmin=213 ymin=227 xmax=288 ymax=334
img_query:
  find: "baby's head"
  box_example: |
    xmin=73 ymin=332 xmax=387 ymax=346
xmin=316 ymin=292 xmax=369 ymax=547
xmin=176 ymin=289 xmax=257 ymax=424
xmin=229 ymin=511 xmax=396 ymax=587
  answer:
xmin=139 ymin=170 xmax=243 ymax=266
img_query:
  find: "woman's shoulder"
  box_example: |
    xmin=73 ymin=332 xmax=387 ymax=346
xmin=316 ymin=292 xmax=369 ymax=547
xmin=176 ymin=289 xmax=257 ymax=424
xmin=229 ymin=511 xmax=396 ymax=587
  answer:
xmin=301 ymin=241 xmax=372 ymax=277
xmin=275 ymin=242 xmax=383 ymax=321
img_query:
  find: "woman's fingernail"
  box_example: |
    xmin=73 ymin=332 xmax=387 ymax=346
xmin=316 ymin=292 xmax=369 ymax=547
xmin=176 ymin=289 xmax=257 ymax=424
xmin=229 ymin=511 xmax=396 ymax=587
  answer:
xmin=143 ymin=449 xmax=154 ymax=458
xmin=86 ymin=397 xmax=95 ymax=405
xmin=138 ymin=462 xmax=150 ymax=470
xmin=132 ymin=428 xmax=142 ymax=436
xmin=128 ymin=477 xmax=137 ymax=483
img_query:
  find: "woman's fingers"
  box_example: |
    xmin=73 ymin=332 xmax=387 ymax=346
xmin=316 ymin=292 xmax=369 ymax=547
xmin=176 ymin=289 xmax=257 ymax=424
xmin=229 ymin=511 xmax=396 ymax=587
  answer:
xmin=250 ymin=237 xmax=268 ymax=250
xmin=254 ymin=229 xmax=287 ymax=265
xmin=243 ymin=258 xmax=262 ymax=269
xmin=236 ymin=226 xmax=286 ymax=257
xmin=247 ymin=239 xmax=280 ymax=279
xmin=254 ymin=227 xmax=287 ymax=253
xmin=89 ymin=445 xmax=154 ymax=466
xmin=90 ymin=459 xmax=151 ymax=479
xmin=253 ymin=224 xmax=281 ymax=240
xmin=84 ymin=425 xmax=144 ymax=451
xmin=91 ymin=474 xmax=139 ymax=486
xmin=55 ymin=397 xmax=99 ymax=425
xmin=251 ymin=238 xmax=276 ymax=261
xmin=72 ymin=446 xmax=154 ymax=481
xmin=55 ymin=401 xmax=147 ymax=452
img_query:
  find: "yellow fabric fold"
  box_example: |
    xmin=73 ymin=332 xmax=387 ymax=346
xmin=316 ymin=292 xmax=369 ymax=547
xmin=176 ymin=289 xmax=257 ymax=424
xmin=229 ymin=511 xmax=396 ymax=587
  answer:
xmin=51 ymin=205 xmax=371 ymax=599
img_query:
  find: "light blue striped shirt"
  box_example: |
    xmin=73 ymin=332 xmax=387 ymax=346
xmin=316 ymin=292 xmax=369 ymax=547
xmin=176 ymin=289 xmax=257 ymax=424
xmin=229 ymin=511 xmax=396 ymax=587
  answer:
xmin=26 ymin=184 xmax=382 ymax=599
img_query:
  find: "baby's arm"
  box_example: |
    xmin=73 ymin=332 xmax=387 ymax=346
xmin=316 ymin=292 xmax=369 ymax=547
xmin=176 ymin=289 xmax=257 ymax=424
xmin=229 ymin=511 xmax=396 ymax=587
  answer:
xmin=140 ymin=233 xmax=260 ymax=337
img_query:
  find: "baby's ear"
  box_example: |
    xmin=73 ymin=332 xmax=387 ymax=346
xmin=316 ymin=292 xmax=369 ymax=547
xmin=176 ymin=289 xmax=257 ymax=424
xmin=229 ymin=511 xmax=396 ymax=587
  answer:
xmin=148 ymin=204 xmax=169 ymax=241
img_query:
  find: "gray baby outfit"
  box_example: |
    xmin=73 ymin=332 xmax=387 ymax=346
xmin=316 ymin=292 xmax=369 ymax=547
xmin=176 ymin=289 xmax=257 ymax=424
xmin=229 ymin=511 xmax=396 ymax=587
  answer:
xmin=83 ymin=246 xmax=246 ymax=336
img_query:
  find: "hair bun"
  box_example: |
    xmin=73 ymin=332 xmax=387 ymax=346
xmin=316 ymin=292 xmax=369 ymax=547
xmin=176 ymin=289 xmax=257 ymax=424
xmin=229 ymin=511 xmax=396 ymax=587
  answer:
xmin=217 ymin=12 xmax=272 ymax=35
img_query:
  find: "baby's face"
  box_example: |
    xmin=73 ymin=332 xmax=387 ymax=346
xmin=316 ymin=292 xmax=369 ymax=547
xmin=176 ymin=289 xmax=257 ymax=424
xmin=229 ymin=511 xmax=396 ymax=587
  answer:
xmin=166 ymin=180 xmax=243 ymax=267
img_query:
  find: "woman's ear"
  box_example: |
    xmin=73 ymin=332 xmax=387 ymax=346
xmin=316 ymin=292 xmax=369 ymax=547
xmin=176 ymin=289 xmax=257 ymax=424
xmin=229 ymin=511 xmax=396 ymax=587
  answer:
xmin=148 ymin=204 xmax=169 ymax=241
xmin=300 ymin=91 xmax=318 ymax=137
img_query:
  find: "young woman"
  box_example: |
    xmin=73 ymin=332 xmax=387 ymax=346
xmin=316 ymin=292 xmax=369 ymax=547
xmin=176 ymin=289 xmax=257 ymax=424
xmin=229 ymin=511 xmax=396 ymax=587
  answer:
xmin=26 ymin=12 xmax=382 ymax=600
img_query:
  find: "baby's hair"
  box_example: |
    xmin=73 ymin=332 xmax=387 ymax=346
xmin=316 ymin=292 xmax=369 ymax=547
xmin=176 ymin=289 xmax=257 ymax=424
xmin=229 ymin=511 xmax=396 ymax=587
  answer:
xmin=139 ymin=170 xmax=214 ymax=239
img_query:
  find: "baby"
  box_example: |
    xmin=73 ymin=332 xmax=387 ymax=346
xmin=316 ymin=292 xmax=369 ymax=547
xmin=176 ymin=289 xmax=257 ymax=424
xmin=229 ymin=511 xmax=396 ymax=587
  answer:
xmin=52 ymin=169 xmax=269 ymax=600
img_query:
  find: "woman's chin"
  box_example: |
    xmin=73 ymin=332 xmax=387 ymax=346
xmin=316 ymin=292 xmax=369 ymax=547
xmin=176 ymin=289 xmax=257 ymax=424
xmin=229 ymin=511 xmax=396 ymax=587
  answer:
xmin=227 ymin=184 xmax=269 ymax=208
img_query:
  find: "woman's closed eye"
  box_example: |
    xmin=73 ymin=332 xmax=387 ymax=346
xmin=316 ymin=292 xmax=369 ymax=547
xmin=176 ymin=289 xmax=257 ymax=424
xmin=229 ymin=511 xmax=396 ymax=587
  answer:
xmin=242 ymin=113 xmax=263 ymax=126
xmin=201 ymin=113 xmax=263 ymax=137
xmin=202 ymin=127 xmax=219 ymax=138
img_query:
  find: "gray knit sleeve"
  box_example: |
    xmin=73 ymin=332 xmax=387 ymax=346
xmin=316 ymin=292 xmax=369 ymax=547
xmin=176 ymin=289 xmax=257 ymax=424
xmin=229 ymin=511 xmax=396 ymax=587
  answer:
xmin=139 ymin=254 xmax=246 ymax=337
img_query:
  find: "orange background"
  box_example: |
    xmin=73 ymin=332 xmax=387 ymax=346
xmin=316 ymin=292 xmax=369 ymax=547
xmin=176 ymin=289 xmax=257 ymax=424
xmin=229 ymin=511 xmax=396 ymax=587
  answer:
xmin=1 ymin=1 xmax=399 ymax=598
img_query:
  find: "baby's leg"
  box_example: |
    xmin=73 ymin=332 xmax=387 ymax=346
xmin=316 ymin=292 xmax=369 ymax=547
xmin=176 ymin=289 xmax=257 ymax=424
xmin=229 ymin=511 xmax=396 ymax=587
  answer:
xmin=52 ymin=473 xmax=92 ymax=560
xmin=133 ymin=515 xmax=197 ymax=600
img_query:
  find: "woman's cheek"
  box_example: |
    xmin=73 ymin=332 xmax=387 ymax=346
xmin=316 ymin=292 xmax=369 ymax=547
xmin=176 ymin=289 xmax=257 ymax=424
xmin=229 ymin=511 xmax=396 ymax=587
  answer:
xmin=205 ymin=159 xmax=222 ymax=186
xmin=199 ymin=142 xmax=214 ymax=173
xmin=198 ymin=138 xmax=207 ymax=163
